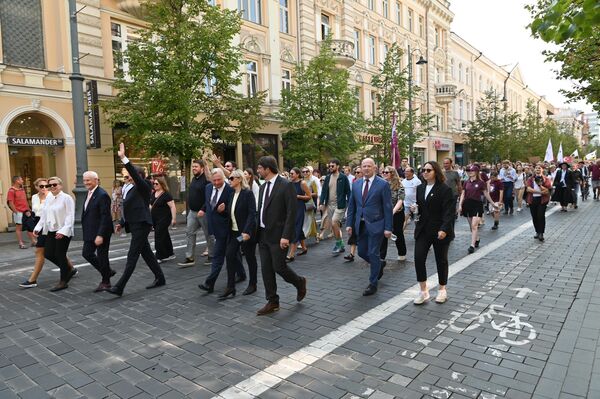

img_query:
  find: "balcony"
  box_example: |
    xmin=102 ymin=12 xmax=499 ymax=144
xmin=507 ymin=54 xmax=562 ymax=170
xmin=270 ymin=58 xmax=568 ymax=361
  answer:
xmin=435 ymin=83 xmax=457 ymax=104
xmin=118 ymin=0 xmax=146 ymax=19
xmin=321 ymin=40 xmax=356 ymax=68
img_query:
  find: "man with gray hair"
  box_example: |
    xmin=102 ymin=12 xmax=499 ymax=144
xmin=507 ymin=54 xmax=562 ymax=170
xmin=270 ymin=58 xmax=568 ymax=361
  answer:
xmin=82 ymin=170 xmax=115 ymax=292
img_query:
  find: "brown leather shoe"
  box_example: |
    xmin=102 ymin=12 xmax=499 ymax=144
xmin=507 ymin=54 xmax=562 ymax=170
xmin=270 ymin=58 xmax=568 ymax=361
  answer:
xmin=256 ymin=302 xmax=279 ymax=316
xmin=94 ymin=282 xmax=111 ymax=293
xmin=297 ymin=277 xmax=307 ymax=302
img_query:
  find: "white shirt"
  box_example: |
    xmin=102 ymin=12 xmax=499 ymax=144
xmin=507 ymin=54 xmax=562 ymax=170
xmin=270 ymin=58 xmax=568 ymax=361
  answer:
xmin=515 ymin=172 xmax=525 ymax=189
xmin=347 ymin=174 xmax=355 ymax=190
xmin=31 ymin=193 xmax=46 ymax=215
xmin=425 ymin=183 xmax=434 ymax=198
xmin=260 ymin=175 xmax=278 ymax=228
xmin=84 ymin=186 xmax=98 ymax=210
xmin=251 ymin=181 xmax=260 ymax=207
xmin=209 ymin=184 xmax=225 ymax=206
xmin=231 ymin=191 xmax=240 ymax=231
xmin=403 ymin=176 xmax=422 ymax=206
xmin=122 ymin=183 xmax=133 ymax=200
xmin=34 ymin=191 xmax=75 ymax=237
xmin=533 ymin=179 xmax=542 ymax=197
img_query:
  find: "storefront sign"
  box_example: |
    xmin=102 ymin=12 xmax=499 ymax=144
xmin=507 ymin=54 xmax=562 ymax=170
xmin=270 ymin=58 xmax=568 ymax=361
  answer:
xmin=7 ymin=137 xmax=64 ymax=147
xmin=434 ymin=139 xmax=452 ymax=151
xmin=86 ymin=80 xmax=101 ymax=148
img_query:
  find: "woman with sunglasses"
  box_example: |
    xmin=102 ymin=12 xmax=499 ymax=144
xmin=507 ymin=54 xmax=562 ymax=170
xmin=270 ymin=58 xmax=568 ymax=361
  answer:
xmin=150 ymin=176 xmax=177 ymax=263
xmin=458 ymin=165 xmax=498 ymax=254
xmin=287 ymin=167 xmax=312 ymax=261
xmin=33 ymin=177 xmax=76 ymax=292
xmin=412 ymin=161 xmax=455 ymax=305
xmin=302 ymin=166 xmax=319 ymax=242
xmin=380 ymin=167 xmax=407 ymax=262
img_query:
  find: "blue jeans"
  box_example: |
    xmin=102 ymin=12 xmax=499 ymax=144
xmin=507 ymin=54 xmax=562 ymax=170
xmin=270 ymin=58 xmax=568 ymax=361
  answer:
xmin=204 ymin=235 xmax=228 ymax=287
xmin=357 ymin=221 xmax=384 ymax=286
xmin=503 ymin=181 xmax=514 ymax=212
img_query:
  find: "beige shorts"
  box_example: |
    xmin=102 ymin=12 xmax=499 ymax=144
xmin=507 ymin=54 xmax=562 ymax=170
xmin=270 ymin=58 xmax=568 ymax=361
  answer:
xmin=328 ymin=205 xmax=346 ymax=224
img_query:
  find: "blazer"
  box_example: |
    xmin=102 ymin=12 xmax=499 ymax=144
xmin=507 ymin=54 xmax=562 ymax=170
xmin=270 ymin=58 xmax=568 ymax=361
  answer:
xmin=553 ymin=169 xmax=575 ymax=189
xmin=120 ymin=161 xmax=153 ymax=230
xmin=202 ymin=183 xmax=233 ymax=239
xmin=82 ymin=186 xmax=113 ymax=241
xmin=227 ymin=189 xmax=256 ymax=237
xmin=414 ymin=182 xmax=455 ymax=243
xmin=257 ymin=176 xmax=296 ymax=244
xmin=320 ymin=173 xmax=351 ymax=209
xmin=346 ymin=176 xmax=393 ymax=235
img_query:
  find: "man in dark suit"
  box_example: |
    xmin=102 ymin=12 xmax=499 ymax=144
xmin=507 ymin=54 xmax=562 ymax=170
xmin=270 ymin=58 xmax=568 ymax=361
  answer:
xmin=81 ymin=171 xmax=115 ymax=292
xmin=107 ymin=143 xmax=165 ymax=296
xmin=198 ymin=168 xmax=235 ymax=293
xmin=346 ymin=158 xmax=392 ymax=296
xmin=256 ymin=156 xmax=307 ymax=315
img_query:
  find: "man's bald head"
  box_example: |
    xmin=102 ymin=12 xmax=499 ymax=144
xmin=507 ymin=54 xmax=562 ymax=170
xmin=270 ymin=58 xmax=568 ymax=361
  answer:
xmin=361 ymin=158 xmax=376 ymax=178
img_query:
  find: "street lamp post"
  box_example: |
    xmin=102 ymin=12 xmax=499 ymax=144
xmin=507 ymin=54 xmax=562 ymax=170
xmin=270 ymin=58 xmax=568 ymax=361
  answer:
xmin=68 ymin=0 xmax=89 ymax=240
xmin=407 ymin=44 xmax=427 ymax=168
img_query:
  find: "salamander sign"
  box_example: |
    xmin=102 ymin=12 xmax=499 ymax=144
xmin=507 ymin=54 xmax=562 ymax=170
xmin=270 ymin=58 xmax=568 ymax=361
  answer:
xmin=7 ymin=137 xmax=65 ymax=147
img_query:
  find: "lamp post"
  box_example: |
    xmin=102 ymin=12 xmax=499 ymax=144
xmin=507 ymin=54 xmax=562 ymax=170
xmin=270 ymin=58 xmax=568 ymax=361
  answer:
xmin=407 ymin=44 xmax=427 ymax=168
xmin=68 ymin=0 xmax=89 ymax=240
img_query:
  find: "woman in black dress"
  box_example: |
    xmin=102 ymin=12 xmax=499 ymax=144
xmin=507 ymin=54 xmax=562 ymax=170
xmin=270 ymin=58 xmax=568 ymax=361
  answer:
xmin=551 ymin=162 xmax=575 ymax=212
xmin=150 ymin=176 xmax=176 ymax=263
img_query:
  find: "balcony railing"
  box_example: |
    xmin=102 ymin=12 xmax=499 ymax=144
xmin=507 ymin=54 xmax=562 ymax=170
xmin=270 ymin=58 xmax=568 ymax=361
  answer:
xmin=321 ymin=40 xmax=356 ymax=68
xmin=435 ymin=83 xmax=457 ymax=104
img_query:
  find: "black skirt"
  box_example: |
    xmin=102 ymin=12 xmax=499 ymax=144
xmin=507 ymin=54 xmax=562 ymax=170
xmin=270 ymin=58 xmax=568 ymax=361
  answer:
xmin=462 ymin=198 xmax=484 ymax=218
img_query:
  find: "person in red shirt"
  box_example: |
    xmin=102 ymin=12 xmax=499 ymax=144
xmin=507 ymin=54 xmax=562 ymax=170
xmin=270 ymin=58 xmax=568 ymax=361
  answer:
xmin=487 ymin=171 xmax=504 ymax=231
xmin=590 ymin=159 xmax=600 ymax=201
xmin=7 ymin=176 xmax=35 ymax=249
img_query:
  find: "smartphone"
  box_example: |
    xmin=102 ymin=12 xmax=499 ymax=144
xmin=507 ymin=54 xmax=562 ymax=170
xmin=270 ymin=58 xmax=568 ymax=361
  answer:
xmin=236 ymin=235 xmax=244 ymax=242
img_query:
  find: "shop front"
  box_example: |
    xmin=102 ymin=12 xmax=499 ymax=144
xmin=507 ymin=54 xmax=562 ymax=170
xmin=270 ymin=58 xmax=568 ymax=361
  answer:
xmin=434 ymin=138 xmax=453 ymax=163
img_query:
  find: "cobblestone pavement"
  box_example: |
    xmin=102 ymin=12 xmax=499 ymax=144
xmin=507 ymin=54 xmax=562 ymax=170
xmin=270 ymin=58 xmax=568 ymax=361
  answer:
xmin=0 ymin=200 xmax=599 ymax=399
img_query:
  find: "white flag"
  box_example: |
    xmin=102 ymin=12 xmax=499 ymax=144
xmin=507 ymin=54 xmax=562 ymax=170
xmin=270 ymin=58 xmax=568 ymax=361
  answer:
xmin=570 ymin=149 xmax=579 ymax=158
xmin=586 ymin=150 xmax=597 ymax=160
xmin=544 ymin=139 xmax=554 ymax=162
xmin=557 ymin=142 xmax=564 ymax=163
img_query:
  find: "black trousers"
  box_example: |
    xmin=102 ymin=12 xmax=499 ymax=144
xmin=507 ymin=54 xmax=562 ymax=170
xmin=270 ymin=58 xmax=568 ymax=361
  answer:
xmin=529 ymin=197 xmax=547 ymax=234
xmin=225 ymin=231 xmax=257 ymax=289
xmin=45 ymin=232 xmax=72 ymax=282
xmin=380 ymin=211 xmax=407 ymax=259
xmin=82 ymin=236 xmax=112 ymax=283
xmin=154 ymin=221 xmax=173 ymax=260
xmin=414 ymin=233 xmax=449 ymax=286
xmin=115 ymin=223 xmax=164 ymax=290
xmin=258 ymin=229 xmax=303 ymax=304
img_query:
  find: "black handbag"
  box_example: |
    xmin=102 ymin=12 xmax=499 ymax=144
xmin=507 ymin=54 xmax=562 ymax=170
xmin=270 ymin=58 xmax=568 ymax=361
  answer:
xmin=22 ymin=211 xmax=38 ymax=233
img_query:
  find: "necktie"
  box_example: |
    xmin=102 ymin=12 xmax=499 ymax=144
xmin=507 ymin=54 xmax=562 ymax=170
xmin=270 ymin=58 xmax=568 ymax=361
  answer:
xmin=362 ymin=178 xmax=369 ymax=205
xmin=210 ymin=188 xmax=219 ymax=209
xmin=84 ymin=190 xmax=93 ymax=210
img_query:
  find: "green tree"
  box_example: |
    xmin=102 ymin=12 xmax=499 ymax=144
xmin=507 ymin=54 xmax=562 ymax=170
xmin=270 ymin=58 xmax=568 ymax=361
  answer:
xmin=104 ymin=0 xmax=265 ymax=165
xmin=368 ymin=44 xmax=432 ymax=164
xmin=280 ymin=39 xmax=365 ymax=166
xmin=527 ymin=0 xmax=600 ymax=43
xmin=466 ymin=90 xmax=506 ymax=162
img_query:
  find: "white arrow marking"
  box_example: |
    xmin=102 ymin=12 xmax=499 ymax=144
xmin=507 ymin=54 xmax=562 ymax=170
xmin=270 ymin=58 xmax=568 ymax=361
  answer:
xmin=510 ymin=287 xmax=538 ymax=299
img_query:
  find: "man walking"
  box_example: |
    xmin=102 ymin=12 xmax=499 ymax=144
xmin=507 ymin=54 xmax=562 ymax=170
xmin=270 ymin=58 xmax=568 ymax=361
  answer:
xmin=107 ymin=143 xmax=166 ymax=296
xmin=255 ymin=156 xmax=307 ymax=315
xmin=7 ymin=176 xmax=36 ymax=249
xmin=396 ymin=157 xmax=409 ymax=178
xmin=81 ymin=171 xmax=115 ymax=292
xmin=443 ymin=158 xmax=462 ymax=219
xmin=346 ymin=158 xmax=392 ymax=296
xmin=591 ymin=159 xmax=600 ymax=201
xmin=179 ymin=159 xmax=213 ymax=267
xmin=499 ymin=160 xmax=517 ymax=214
xmin=320 ymin=159 xmax=351 ymax=254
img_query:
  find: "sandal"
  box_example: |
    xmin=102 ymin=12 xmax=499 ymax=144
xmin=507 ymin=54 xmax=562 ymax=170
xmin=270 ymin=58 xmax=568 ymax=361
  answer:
xmin=285 ymin=256 xmax=295 ymax=263
xmin=19 ymin=243 xmax=27 ymax=249
xmin=297 ymin=249 xmax=308 ymax=256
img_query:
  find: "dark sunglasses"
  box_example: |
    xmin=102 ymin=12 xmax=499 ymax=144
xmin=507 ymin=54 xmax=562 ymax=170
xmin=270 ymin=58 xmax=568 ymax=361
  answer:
xmin=302 ymin=170 xmax=309 ymax=173
xmin=422 ymin=168 xmax=434 ymax=173
xmin=355 ymin=171 xmax=361 ymax=174
xmin=153 ymin=182 xmax=159 ymax=186
xmin=382 ymin=171 xmax=390 ymax=174
xmin=38 ymin=184 xmax=49 ymax=188
xmin=48 ymin=183 xmax=59 ymax=187
xmin=328 ymin=164 xmax=336 ymax=168
xmin=228 ymin=176 xmax=238 ymax=181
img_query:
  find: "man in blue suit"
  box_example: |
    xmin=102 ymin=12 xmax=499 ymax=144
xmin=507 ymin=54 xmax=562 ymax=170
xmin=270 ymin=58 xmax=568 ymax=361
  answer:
xmin=81 ymin=171 xmax=115 ymax=292
xmin=346 ymin=158 xmax=393 ymax=296
xmin=198 ymin=168 xmax=235 ymax=293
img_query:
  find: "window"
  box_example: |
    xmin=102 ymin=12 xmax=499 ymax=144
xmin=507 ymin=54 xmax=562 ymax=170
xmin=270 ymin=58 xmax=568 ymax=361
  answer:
xmin=203 ymin=70 xmax=217 ymax=95
xmin=396 ymin=2 xmax=402 ymax=25
xmin=246 ymin=61 xmax=258 ymax=97
xmin=368 ymin=35 xmax=376 ymax=65
xmin=368 ymin=0 xmax=374 ymax=11
xmin=320 ymin=14 xmax=330 ymax=40
xmin=0 ymin=0 xmax=44 ymax=69
xmin=418 ymin=15 xmax=424 ymax=38
xmin=111 ymin=22 xmax=131 ymax=77
xmin=479 ymin=75 xmax=483 ymax=91
xmin=353 ymin=30 xmax=361 ymax=59
xmin=407 ymin=8 xmax=413 ymax=32
xmin=435 ymin=67 xmax=443 ymax=83
xmin=382 ymin=0 xmax=388 ymax=18
xmin=465 ymin=67 xmax=470 ymax=85
xmin=417 ymin=64 xmax=424 ymax=84
xmin=459 ymin=100 xmax=464 ymax=122
xmin=436 ymin=107 xmax=446 ymax=131
xmin=450 ymin=58 xmax=455 ymax=80
xmin=238 ymin=0 xmax=261 ymax=24
xmin=382 ymin=43 xmax=389 ymax=62
xmin=281 ymin=69 xmax=291 ymax=92
xmin=354 ymin=87 xmax=361 ymax=114
xmin=435 ymin=27 xmax=441 ymax=47
xmin=458 ymin=63 xmax=463 ymax=83
xmin=279 ymin=0 xmax=289 ymax=33
xmin=467 ymin=101 xmax=471 ymax=121
xmin=370 ymin=91 xmax=377 ymax=117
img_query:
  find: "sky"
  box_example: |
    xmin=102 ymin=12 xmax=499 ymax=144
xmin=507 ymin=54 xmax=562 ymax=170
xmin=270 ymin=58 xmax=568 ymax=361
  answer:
xmin=449 ymin=0 xmax=592 ymax=114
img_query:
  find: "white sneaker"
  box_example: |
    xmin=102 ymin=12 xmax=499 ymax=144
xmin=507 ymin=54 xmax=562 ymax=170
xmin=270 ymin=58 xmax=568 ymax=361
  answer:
xmin=435 ymin=290 xmax=448 ymax=303
xmin=166 ymin=255 xmax=176 ymax=261
xmin=397 ymin=255 xmax=406 ymax=261
xmin=517 ymin=208 xmax=522 ymax=212
xmin=413 ymin=291 xmax=430 ymax=305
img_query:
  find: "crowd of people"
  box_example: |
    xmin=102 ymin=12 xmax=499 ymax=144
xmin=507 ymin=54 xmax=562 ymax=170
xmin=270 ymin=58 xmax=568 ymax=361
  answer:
xmin=6 ymin=144 xmax=600 ymax=313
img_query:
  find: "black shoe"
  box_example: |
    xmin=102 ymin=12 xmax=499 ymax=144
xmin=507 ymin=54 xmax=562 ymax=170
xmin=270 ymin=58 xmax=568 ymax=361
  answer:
xmin=218 ymin=288 xmax=236 ymax=300
xmin=178 ymin=258 xmax=195 ymax=267
xmin=533 ymin=233 xmax=539 ymax=239
xmin=285 ymin=256 xmax=295 ymax=263
xmin=235 ymin=275 xmax=246 ymax=284
xmin=491 ymin=224 xmax=498 ymax=230
xmin=468 ymin=246 xmax=475 ymax=254
xmin=106 ymin=286 xmax=123 ymax=297
xmin=242 ymin=285 xmax=257 ymax=295
xmin=19 ymin=280 xmax=37 ymax=289
xmin=146 ymin=278 xmax=165 ymax=289
xmin=65 ymin=268 xmax=78 ymax=283
xmin=109 ymin=269 xmax=117 ymax=277
xmin=49 ymin=283 xmax=68 ymax=292
xmin=378 ymin=261 xmax=386 ymax=280
xmin=475 ymin=240 xmax=480 ymax=248
xmin=363 ymin=284 xmax=377 ymax=296
xmin=198 ymin=283 xmax=214 ymax=293
xmin=538 ymin=234 xmax=545 ymax=242
xmin=344 ymin=254 xmax=355 ymax=262
xmin=509 ymin=209 xmax=514 ymax=215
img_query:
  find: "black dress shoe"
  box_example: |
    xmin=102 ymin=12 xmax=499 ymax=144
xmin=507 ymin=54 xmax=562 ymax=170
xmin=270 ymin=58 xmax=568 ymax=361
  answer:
xmin=106 ymin=286 xmax=123 ymax=297
xmin=218 ymin=288 xmax=236 ymax=300
xmin=110 ymin=269 xmax=117 ymax=277
xmin=146 ymin=279 xmax=166 ymax=289
xmin=378 ymin=261 xmax=386 ymax=280
xmin=198 ymin=283 xmax=214 ymax=293
xmin=533 ymin=233 xmax=539 ymax=239
xmin=363 ymin=284 xmax=377 ymax=296
xmin=235 ymin=275 xmax=247 ymax=284
xmin=49 ymin=283 xmax=68 ymax=292
xmin=538 ymin=234 xmax=545 ymax=242
xmin=242 ymin=285 xmax=257 ymax=295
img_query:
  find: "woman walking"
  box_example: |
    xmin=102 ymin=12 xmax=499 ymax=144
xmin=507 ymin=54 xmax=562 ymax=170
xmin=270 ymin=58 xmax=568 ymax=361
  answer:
xmin=287 ymin=167 xmax=311 ymax=261
xmin=514 ymin=164 xmax=526 ymax=211
xmin=244 ymin=168 xmax=260 ymax=206
xmin=111 ymin=179 xmax=123 ymax=222
xmin=551 ymin=162 xmax=575 ymax=212
xmin=33 ymin=177 xmax=76 ymax=292
xmin=527 ymin=164 xmax=552 ymax=241
xmin=458 ymin=165 xmax=498 ymax=254
xmin=302 ymin=166 xmax=319 ymax=241
xmin=487 ymin=172 xmax=504 ymax=230
xmin=380 ymin=167 xmax=407 ymax=262
xmin=150 ymin=176 xmax=177 ymax=263
xmin=412 ymin=161 xmax=455 ymax=305
xmin=221 ymin=169 xmax=258 ymax=298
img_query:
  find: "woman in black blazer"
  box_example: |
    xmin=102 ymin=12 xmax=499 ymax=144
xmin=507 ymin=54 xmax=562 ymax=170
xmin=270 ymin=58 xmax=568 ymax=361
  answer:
xmin=412 ymin=161 xmax=455 ymax=305
xmin=220 ymin=170 xmax=258 ymax=299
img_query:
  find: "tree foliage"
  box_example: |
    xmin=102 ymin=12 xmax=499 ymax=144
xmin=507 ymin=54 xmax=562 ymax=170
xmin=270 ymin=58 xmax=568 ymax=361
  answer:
xmin=104 ymin=0 xmax=265 ymax=162
xmin=527 ymin=0 xmax=600 ymax=43
xmin=279 ymin=39 xmax=365 ymax=166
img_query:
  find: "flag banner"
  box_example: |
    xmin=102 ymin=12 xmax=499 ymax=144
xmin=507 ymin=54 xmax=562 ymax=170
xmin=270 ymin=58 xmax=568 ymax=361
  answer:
xmin=544 ymin=139 xmax=554 ymax=162
xmin=391 ymin=112 xmax=400 ymax=169
xmin=557 ymin=142 xmax=564 ymax=163
xmin=585 ymin=150 xmax=597 ymax=160
xmin=570 ymin=149 xmax=579 ymax=158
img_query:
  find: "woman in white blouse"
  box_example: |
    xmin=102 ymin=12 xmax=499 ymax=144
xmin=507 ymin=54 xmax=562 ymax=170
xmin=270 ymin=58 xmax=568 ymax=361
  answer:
xmin=34 ymin=177 xmax=76 ymax=292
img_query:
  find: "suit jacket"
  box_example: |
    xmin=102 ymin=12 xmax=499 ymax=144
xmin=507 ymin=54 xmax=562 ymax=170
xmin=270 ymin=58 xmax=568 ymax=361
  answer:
xmin=257 ymin=176 xmax=296 ymax=244
xmin=553 ymin=169 xmax=575 ymax=189
xmin=82 ymin=186 xmax=113 ymax=241
xmin=202 ymin=183 xmax=233 ymax=239
xmin=346 ymin=176 xmax=393 ymax=235
xmin=227 ymin=189 xmax=256 ymax=238
xmin=414 ymin=182 xmax=455 ymax=243
xmin=120 ymin=161 xmax=153 ymax=230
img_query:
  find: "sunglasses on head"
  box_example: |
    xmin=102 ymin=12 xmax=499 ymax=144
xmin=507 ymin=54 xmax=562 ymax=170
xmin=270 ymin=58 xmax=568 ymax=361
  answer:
xmin=48 ymin=183 xmax=59 ymax=187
